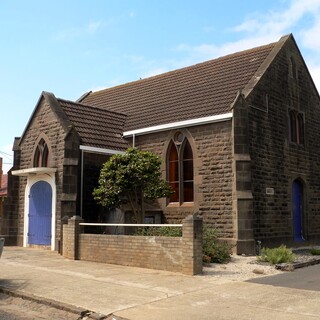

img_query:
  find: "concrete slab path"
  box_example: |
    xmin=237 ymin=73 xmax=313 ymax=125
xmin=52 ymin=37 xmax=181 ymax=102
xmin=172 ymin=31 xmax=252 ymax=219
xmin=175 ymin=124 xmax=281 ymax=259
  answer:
xmin=1 ymin=247 xmax=320 ymax=319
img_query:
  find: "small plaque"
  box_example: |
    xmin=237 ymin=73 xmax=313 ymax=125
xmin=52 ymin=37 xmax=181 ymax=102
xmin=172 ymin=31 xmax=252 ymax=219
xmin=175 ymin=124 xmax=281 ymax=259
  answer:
xmin=266 ymin=187 xmax=274 ymax=195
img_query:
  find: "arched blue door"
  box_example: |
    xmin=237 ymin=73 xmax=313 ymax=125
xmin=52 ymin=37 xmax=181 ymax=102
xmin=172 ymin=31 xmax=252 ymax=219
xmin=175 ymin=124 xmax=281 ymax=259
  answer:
xmin=292 ymin=180 xmax=304 ymax=242
xmin=28 ymin=181 xmax=52 ymax=245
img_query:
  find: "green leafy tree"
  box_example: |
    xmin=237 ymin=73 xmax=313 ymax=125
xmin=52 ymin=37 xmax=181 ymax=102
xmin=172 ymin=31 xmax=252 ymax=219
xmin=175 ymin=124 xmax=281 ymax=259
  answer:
xmin=93 ymin=148 xmax=172 ymax=223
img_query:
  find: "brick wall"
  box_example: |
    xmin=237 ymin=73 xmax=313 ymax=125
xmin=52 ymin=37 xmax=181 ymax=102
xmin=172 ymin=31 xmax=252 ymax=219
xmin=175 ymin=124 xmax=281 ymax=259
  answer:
xmin=63 ymin=215 xmax=203 ymax=275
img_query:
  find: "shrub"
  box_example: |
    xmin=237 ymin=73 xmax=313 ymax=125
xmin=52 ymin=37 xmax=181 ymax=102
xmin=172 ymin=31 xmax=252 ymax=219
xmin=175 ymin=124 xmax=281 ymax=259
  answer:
xmin=257 ymin=245 xmax=295 ymax=264
xmin=310 ymin=248 xmax=320 ymax=255
xmin=202 ymin=225 xmax=232 ymax=264
xmin=134 ymin=226 xmax=182 ymax=237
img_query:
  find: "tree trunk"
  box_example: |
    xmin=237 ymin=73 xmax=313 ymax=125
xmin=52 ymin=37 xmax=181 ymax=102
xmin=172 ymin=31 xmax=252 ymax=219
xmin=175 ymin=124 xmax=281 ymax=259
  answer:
xmin=141 ymin=190 xmax=145 ymax=224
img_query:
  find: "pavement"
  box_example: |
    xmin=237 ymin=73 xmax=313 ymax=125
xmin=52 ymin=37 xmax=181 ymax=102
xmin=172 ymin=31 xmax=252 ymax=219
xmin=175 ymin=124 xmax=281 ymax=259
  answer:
xmin=1 ymin=247 xmax=320 ymax=320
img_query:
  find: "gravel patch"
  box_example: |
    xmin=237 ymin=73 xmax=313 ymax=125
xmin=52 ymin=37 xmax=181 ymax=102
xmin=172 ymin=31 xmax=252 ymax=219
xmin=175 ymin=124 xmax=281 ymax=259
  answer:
xmin=202 ymin=248 xmax=320 ymax=281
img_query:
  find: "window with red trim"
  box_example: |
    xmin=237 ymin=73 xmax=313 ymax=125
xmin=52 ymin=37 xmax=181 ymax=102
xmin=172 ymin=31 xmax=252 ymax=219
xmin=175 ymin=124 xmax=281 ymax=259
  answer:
xmin=167 ymin=133 xmax=194 ymax=203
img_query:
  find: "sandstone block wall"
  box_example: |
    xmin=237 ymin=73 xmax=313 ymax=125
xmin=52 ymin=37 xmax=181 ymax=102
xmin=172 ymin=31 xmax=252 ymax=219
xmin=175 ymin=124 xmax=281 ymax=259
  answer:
xmin=247 ymin=38 xmax=320 ymax=245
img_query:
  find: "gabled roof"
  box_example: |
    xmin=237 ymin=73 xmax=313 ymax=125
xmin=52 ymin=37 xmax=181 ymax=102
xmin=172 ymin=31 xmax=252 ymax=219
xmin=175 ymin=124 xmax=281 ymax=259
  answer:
xmin=18 ymin=92 xmax=129 ymax=151
xmin=0 ymin=174 xmax=7 ymax=197
xmin=80 ymin=37 xmax=285 ymax=132
xmin=59 ymin=98 xmax=129 ymax=150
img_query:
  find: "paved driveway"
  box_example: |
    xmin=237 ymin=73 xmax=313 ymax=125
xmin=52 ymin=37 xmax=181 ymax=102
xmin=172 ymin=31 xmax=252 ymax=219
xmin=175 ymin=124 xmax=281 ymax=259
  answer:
xmin=247 ymin=264 xmax=320 ymax=291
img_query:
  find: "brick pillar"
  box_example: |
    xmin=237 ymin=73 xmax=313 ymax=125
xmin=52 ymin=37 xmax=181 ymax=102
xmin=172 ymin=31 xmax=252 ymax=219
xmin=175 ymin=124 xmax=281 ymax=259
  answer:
xmin=182 ymin=215 xmax=203 ymax=275
xmin=62 ymin=215 xmax=83 ymax=260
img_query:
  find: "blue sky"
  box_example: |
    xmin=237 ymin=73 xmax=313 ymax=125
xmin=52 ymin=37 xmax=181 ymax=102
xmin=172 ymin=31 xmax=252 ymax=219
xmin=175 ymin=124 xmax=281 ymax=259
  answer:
xmin=1 ymin=0 xmax=320 ymax=173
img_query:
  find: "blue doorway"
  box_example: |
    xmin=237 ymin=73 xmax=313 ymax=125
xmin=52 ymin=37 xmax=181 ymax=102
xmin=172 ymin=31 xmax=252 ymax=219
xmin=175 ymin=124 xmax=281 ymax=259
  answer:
xmin=28 ymin=181 xmax=52 ymax=245
xmin=292 ymin=179 xmax=304 ymax=242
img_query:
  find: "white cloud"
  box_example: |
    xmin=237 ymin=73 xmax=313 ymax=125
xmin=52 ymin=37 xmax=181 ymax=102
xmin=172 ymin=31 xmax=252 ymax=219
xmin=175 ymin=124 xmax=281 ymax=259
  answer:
xmin=86 ymin=21 xmax=103 ymax=34
xmin=300 ymin=19 xmax=320 ymax=51
xmin=175 ymin=35 xmax=280 ymax=66
xmin=307 ymin=61 xmax=320 ymax=92
xmin=141 ymin=67 xmax=168 ymax=79
xmin=54 ymin=20 xmax=104 ymax=41
xmin=173 ymin=0 xmax=320 ymax=92
xmin=233 ymin=0 xmax=320 ymax=36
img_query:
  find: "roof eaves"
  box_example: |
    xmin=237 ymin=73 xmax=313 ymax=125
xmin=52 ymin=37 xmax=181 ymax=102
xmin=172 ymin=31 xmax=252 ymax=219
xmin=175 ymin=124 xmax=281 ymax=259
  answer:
xmin=123 ymin=112 xmax=233 ymax=137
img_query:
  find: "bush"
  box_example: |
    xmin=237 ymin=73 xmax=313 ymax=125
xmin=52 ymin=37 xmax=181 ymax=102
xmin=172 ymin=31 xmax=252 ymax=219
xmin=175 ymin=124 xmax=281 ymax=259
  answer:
xmin=134 ymin=226 xmax=182 ymax=237
xmin=310 ymin=248 xmax=320 ymax=255
xmin=202 ymin=225 xmax=232 ymax=264
xmin=257 ymin=245 xmax=295 ymax=264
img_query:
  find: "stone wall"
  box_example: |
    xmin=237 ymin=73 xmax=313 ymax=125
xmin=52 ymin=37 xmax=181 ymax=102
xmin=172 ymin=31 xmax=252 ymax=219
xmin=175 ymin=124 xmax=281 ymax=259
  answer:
xmin=247 ymin=38 xmax=320 ymax=246
xmin=63 ymin=215 xmax=203 ymax=275
xmin=15 ymin=97 xmax=68 ymax=246
xmin=133 ymin=122 xmax=234 ymax=240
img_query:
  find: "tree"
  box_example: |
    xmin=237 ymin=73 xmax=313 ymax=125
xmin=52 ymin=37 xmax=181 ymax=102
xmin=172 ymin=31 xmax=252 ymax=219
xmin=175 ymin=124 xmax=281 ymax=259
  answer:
xmin=93 ymin=148 xmax=172 ymax=223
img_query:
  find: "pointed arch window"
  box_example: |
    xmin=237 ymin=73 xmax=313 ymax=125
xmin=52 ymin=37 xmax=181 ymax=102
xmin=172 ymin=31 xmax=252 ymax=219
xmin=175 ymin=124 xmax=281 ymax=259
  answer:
xmin=289 ymin=110 xmax=297 ymax=143
xmin=33 ymin=139 xmax=49 ymax=167
xmin=167 ymin=132 xmax=194 ymax=203
xmin=288 ymin=110 xmax=304 ymax=145
xmin=297 ymin=114 xmax=304 ymax=145
xmin=289 ymin=56 xmax=297 ymax=79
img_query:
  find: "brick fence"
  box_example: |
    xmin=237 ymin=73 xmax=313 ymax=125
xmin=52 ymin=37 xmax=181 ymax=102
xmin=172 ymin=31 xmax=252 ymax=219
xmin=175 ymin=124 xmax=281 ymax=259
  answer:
xmin=62 ymin=215 xmax=203 ymax=275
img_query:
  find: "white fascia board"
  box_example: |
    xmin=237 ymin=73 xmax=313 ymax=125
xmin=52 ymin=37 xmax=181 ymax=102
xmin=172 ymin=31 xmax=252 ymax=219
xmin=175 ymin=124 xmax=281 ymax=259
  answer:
xmin=80 ymin=145 xmax=125 ymax=155
xmin=123 ymin=112 xmax=233 ymax=137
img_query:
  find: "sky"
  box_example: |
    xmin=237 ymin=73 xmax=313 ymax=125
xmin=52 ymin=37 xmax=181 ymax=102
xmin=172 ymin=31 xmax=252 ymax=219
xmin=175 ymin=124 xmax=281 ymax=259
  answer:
xmin=1 ymin=0 xmax=320 ymax=173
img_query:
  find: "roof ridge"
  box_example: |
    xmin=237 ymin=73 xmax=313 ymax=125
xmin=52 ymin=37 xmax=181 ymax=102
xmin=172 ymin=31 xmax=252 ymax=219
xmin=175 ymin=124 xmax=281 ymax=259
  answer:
xmin=58 ymin=97 xmax=128 ymax=117
xmin=87 ymin=40 xmax=277 ymax=97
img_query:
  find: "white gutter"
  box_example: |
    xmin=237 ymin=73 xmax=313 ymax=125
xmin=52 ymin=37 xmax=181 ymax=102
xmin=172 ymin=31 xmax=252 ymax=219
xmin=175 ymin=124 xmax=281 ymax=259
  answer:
xmin=123 ymin=112 xmax=233 ymax=137
xmin=79 ymin=145 xmax=125 ymax=155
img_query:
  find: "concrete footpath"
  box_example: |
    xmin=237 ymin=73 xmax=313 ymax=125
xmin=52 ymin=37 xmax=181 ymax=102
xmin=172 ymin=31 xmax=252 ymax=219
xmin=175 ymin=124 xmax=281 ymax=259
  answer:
xmin=1 ymin=247 xmax=320 ymax=320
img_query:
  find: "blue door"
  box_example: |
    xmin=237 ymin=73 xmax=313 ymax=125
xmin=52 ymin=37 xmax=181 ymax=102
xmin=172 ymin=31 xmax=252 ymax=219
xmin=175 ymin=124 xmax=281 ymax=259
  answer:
xmin=28 ymin=181 xmax=52 ymax=245
xmin=292 ymin=180 xmax=304 ymax=242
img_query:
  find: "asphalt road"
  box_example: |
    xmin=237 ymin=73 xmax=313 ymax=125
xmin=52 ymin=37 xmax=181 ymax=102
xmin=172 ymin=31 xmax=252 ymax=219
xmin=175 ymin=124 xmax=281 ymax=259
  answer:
xmin=247 ymin=264 xmax=320 ymax=291
xmin=0 ymin=293 xmax=79 ymax=320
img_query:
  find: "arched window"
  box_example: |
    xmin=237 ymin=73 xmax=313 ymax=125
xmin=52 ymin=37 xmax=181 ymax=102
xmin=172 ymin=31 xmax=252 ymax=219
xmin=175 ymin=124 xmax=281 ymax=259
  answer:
xmin=297 ymin=114 xmax=304 ymax=145
xmin=289 ymin=110 xmax=304 ymax=145
xmin=167 ymin=132 xmax=194 ymax=203
xmin=168 ymin=142 xmax=179 ymax=202
xmin=289 ymin=56 xmax=297 ymax=79
xmin=33 ymin=139 xmax=49 ymax=167
xmin=289 ymin=110 xmax=297 ymax=143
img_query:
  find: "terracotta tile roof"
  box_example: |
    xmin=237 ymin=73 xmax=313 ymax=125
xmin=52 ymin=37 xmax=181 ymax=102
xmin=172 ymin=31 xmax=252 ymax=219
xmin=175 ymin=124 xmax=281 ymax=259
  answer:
xmin=80 ymin=42 xmax=277 ymax=131
xmin=0 ymin=174 xmax=7 ymax=197
xmin=58 ymin=99 xmax=129 ymax=151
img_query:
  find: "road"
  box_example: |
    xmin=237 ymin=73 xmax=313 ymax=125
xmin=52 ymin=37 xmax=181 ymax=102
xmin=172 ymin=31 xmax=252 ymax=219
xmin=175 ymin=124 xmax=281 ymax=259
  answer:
xmin=0 ymin=293 xmax=80 ymax=320
xmin=247 ymin=263 xmax=320 ymax=291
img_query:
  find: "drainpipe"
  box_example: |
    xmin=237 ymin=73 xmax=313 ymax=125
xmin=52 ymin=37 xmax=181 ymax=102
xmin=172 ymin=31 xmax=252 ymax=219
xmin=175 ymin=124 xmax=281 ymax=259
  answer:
xmin=80 ymin=149 xmax=84 ymax=218
xmin=132 ymin=133 xmax=135 ymax=148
